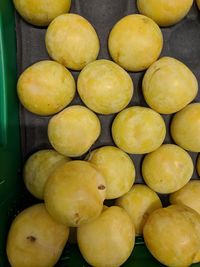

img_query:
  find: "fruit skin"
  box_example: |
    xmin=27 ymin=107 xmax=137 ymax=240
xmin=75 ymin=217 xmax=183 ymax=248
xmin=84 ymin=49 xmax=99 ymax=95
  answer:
xmin=112 ymin=106 xmax=166 ymax=154
xmin=77 ymin=59 xmax=134 ymax=115
xmin=23 ymin=149 xmax=70 ymax=199
xmin=137 ymin=0 xmax=193 ymax=27
xmin=143 ymin=204 xmax=200 ymax=267
xmin=170 ymin=180 xmax=200 ymax=216
xmin=142 ymin=144 xmax=193 ymax=194
xmin=17 ymin=60 xmax=75 ymax=116
xmin=77 ymin=206 xmax=135 ymax=267
xmin=108 ymin=14 xmax=163 ymax=72
xmin=87 ymin=146 xmax=135 ymax=199
xmin=6 ymin=203 xmax=69 ymax=267
xmin=197 ymin=0 xmax=200 ymax=10
xmin=46 ymin=13 xmax=100 ymax=71
xmin=142 ymin=57 xmax=198 ymax=114
xmin=48 ymin=105 xmax=101 ymax=157
xmin=13 ymin=0 xmax=71 ymax=26
xmin=116 ymin=184 xmax=162 ymax=235
xmin=44 ymin=160 xmax=106 ymax=227
xmin=171 ymin=103 xmax=200 ymax=152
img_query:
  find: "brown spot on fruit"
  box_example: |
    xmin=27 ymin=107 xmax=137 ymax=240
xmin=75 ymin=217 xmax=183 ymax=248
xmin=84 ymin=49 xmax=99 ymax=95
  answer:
xmin=26 ymin=236 xmax=36 ymax=242
xmin=98 ymin=184 xmax=106 ymax=190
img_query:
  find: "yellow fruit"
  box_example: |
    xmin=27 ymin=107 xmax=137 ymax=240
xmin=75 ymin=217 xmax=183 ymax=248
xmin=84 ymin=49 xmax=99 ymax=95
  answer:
xmin=48 ymin=105 xmax=101 ymax=157
xmin=137 ymin=0 xmax=193 ymax=27
xmin=197 ymin=0 xmax=200 ymax=10
xmin=77 ymin=206 xmax=135 ymax=267
xmin=142 ymin=57 xmax=198 ymax=114
xmin=112 ymin=106 xmax=166 ymax=154
xmin=44 ymin=161 xmax=106 ymax=226
xmin=170 ymin=180 xmax=200 ymax=215
xmin=116 ymin=184 xmax=162 ymax=235
xmin=179 ymin=205 xmax=200 ymax=264
xmin=142 ymin=144 xmax=193 ymax=194
xmin=143 ymin=205 xmax=200 ymax=267
xmin=6 ymin=204 xmax=69 ymax=267
xmin=23 ymin=149 xmax=70 ymax=199
xmin=17 ymin=60 xmax=75 ymax=116
xmin=13 ymin=0 xmax=71 ymax=26
xmin=87 ymin=146 xmax=135 ymax=199
xmin=46 ymin=14 xmax=100 ymax=70
xmin=77 ymin=59 xmax=134 ymax=114
xmin=171 ymin=103 xmax=200 ymax=152
xmin=108 ymin=14 xmax=163 ymax=72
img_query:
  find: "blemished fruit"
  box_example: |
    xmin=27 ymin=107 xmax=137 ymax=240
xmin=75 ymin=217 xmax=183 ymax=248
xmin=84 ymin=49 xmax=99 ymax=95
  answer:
xmin=108 ymin=14 xmax=163 ymax=72
xmin=44 ymin=160 xmax=106 ymax=227
xmin=171 ymin=103 xmax=200 ymax=152
xmin=116 ymin=184 xmax=162 ymax=235
xmin=6 ymin=204 xmax=69 ymax=267
xmin=142 ymin=144 xmax=193 ymax=194
xmin=87 ymin=146 xmax=135 ymax=199
xmin=137 ymin=0 xmax=193 ymax=27
xmin=77 ymin=59 xmax=134 ymax=115
xmin=48 ymin=105 xmax=101 ymax=157
xmin=13 ymin=0 xmax=71 ymax=26
xmin=112 ymin=106 xmax=166 ymax=154
xmin=23 ymin=149 xmax=70 ymax=199
xmin=143 ymin=205 xmax=200 ymax=267
xmin=77 ymin=206 xmax=135 ymax=267
xmin=142 ymin=57 xmax=198 ymax=114
xmin=17 ymin=60 xmax=75 ymax=116
xmin=45 ymin=14 xmax=100 ymax=70
xmin=170 ymin=180 xmax=200 ymax=215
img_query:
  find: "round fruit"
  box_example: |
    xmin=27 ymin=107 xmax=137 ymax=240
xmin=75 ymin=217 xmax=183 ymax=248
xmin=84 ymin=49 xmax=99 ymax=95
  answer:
xmin=143 ymin=205 xmax=200 ymax=267
xmin=13 ymin=0 xmax=71 ymax=26
xmin=6 ymin=204 xmax=69 ymax=267
xmin=170 ymin=180 xmax=200 ymax=215
xmin=23 ymin=149 xmax=70 ymax=199
xmin=77 ymin=59 xmax=134 ymax=114
xmin=137 ymin=0 xmax=193 ymax=27
xmin=142 ymin=144 xmax=193 ymax=194
xmin=48 ymin=105 xmax=101 ymax=157
xmin=116 ymin=184 xmax=162 ymax=235
xmin=142 ymin=57 xmax=198 ymax=114
xmin=44 ymin=160 xmax=106 ymax=226
xmin=112 ymin=106 xmax=166 ymax=154
xmin=171 ymin=103 xmax=200 ymax=152
xmin=108 ymin=14 xmax=163 ymax=72
xmin=87 ymin=146 xmax=135 ymax=199
xmin=77 ymin=206 xmax=135 ymax=267
xmin=17 ymin=60 xmax=75 ymax=116
xmin=46 ymin=14 xmax=100 ymax=70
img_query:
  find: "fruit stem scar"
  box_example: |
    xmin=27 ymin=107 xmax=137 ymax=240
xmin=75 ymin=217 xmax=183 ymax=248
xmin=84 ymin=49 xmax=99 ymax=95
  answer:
xmin=26 ymin=235 xmax=36 ymax=242
xmin=74 ymin=213 xmax=80 ymax=225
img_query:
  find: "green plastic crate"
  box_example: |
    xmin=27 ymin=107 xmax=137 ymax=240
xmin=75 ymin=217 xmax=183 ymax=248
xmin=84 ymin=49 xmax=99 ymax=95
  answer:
xmin=1 ymin=1 xmax=200 ymax=267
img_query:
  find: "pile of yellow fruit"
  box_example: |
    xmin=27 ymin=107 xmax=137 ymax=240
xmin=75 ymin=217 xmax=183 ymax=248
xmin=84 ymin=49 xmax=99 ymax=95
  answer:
xmin=6 ymin=0 xmax=200 ymax=267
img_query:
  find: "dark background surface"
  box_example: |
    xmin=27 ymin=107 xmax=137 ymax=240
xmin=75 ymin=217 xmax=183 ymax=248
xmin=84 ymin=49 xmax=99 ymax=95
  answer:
xmin=15 ymin=0 xmax=200 ymax=203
